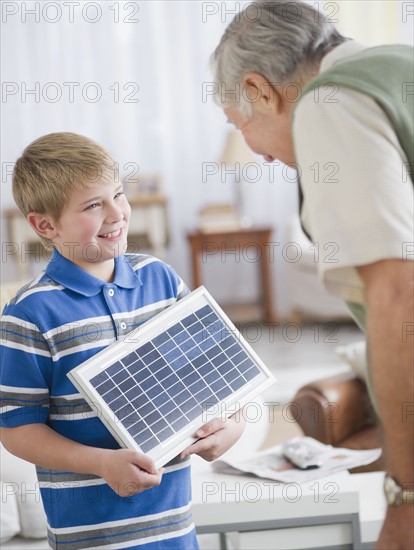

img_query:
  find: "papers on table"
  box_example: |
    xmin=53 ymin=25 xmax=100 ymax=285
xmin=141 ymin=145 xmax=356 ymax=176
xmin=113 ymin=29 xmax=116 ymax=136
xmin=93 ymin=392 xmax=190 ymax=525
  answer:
xmin=212 ymin=437 xmax=382 ymax=484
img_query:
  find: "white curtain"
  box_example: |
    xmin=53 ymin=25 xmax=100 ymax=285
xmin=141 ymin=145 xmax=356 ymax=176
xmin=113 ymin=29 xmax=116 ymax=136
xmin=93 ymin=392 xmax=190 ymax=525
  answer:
xmin=1 ymin=1 xmax=411 ymax=317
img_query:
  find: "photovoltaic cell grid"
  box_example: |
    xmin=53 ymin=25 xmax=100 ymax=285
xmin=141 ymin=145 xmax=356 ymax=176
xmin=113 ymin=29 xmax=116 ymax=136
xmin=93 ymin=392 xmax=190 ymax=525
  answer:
xmin=90 ymin=304 xmax=261 ymax=453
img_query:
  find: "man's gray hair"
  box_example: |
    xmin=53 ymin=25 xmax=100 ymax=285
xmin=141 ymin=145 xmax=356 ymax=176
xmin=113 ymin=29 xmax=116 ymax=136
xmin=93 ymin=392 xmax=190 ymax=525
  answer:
xmin=211 ymin=0 xmax=347 ymax=115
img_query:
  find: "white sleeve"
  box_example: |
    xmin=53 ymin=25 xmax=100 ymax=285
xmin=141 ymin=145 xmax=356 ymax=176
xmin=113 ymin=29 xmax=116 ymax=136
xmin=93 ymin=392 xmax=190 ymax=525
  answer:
xmin=293 ymin=86 xmax=413 ymax=303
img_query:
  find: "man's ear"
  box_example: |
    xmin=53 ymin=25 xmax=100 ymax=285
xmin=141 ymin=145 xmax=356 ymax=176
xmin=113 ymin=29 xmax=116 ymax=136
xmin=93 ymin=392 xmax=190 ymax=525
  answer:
xmin=242 ymin=72 xmax=283 ymax=114
xmin=27 ymin=212 xmax=58 ymax=240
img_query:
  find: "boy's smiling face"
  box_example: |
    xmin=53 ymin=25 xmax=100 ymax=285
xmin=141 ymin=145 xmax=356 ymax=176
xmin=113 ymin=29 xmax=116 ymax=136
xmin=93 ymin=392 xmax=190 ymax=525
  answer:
xmin=30 ymin=178 xmax=131 ymax=281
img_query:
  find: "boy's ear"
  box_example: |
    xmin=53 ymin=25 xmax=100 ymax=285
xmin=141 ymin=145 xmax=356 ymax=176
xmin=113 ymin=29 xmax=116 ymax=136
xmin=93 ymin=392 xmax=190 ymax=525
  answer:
xmin=242 ymin=72 xmax=285 ymax=114
xmin=27 ymin=212 xmax=58 ymax=240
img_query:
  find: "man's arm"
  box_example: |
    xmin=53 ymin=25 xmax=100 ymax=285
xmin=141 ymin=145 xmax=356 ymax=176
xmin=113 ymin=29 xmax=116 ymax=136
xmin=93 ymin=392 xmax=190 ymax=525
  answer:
xmin=0 ymin=423 xmax=163 ymax=497
xmin=357 ymin=259 xmax=413 ymax=550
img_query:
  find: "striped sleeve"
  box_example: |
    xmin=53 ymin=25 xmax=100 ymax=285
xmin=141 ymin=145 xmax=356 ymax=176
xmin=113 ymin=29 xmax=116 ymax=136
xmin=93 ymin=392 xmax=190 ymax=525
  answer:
xmin=0 ymin=305 xmax=52 ymax=427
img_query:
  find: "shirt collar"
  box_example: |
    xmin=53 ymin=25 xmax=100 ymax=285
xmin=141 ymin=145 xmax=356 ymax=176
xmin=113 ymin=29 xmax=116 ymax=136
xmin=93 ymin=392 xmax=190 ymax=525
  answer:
xmin=46 ymin=249 xmax=142 ymax=297
xmin=320 ymin=41 xmax=368 ymax=73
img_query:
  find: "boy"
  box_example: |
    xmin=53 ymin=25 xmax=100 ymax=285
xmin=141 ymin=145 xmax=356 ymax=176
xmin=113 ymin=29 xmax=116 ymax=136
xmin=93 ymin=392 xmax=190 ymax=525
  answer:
xmin=0 ymin=133 xmax=245 ymax=549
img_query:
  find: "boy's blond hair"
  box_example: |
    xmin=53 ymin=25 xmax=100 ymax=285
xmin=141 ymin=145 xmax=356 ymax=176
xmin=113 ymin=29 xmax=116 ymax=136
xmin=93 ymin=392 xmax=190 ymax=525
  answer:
xmin=13 ymin=132 xmax=117 ymax=249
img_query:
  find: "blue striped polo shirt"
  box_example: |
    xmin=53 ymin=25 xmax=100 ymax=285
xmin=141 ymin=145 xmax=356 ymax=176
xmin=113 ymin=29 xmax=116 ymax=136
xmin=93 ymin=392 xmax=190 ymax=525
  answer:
xmin=0 ymin=250 xmax=198 ymax=550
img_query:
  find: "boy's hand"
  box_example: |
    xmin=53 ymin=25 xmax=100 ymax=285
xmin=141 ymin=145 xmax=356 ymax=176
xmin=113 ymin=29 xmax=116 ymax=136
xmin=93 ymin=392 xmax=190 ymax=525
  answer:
xmin=180 ymin=413 xmax=246 ymax=462
xmin=98 ymin=448 xmax=164 ymax=496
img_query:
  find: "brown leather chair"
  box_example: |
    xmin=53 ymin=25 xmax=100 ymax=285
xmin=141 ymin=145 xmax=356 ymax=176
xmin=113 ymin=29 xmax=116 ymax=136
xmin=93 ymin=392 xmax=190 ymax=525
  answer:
xmin=289 ymin=371 xmax=384 ymax=472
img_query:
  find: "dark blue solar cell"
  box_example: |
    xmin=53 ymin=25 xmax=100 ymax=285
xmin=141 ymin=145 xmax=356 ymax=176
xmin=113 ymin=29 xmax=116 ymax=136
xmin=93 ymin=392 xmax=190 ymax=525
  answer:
xmin=140 ymin=436 xmax=158 ymax=452
xmin=141 ymin=375 xmax=157 ymax=392
xmin=201 ymin=394 xmax=220 ymax=409
xmin=217 ymin=363 xmax=230 ymax=376
xmin=162 ymin=373 xmax=180 ymax=388
xmin=224 ymin=368 xmax=239 ymax=383
xmin=157 ymin=366 xmax=173 ymax=381
xmin=195 ymin=305 xmax=213 ymax=318
xmin=216 ymin=386 xmax=232 ymax=400
xmin=159 ymin=400 xmax=175 ymax=417
xmin=201 ymin=313 xmax=218 ymax=326
xmin=145 ymin=409 xmax=162 ymax=426
xmin=106 ymin=361 xmax=124 ymax=378
xmin=198 ymin=336 xmax=215 ymax=352
xmin=136 ymin=401 xmax=155 ymax=418
xmin=129 ymin=420 xmax=147 ymax=437
xmin=127 ymin=359 xmax=146 ymax=376
xmin=179 ymin=338 xmax=196 ymax=352
xmin=168 ymin=381 xmax=185 ymax=397
xmin=190 ymin=330 xmax=205 ymax=345
xmin=165 ymin=408 xmax=181 ymax=424
xmin=225 ymin=344 xmax=240 ymax=359
xmin=181 ymin=397 xmax=198 ymax=414
xmin=186 ymin=321 xmax=201 ymax=335
xmin=230 ymin=376 xmax=246 ymax=391
xmin=210 ymin=378 xmax=226 ymax=392
xmin=116 ymin=403 xmax=136 ymax=421
xmin=211 ymin=354 xmax=227 ymax=368
xmin=124 ymin=385 xmax=141 ymax=402
xmin=192 ymin=354 xmax=208 ymax=369
xmin=186 ymin=404 xmax=203 ymax=421
xmin=107 ymin=395 xmax=128 ymax=413
xmin=181 ymin=313 xmax=198 ymax=327
xmin=152 ymin=392 xmax=169 ymax=408
xmin=146 ymin=384 xmax=162 ymax=400
xmin=173 ymin=331 xmax=189 ymax=345
xmin=164 ymin=347 xmax=182 ymax=363
xmin=121 ymin=352 xmax=139 ymax=367
xmin=135 ymin=429 xmax=155 ymax=452
xmin=166 ymin=323 xmax=183 ymax=337
xmin=204 ymin=370 xmax=220 ymax=385
xmin=152 ymin=332 xmax=170 ymax=347
xmin=232 ymin=349 xmax=249 ymax=364
xmin=197 ymin=363 xmax=214 ymax=377
xmin=175 ymin=389 xmax=192 ymax=405
xmin=158 ymin=340 xmax=175 ymax=355
xmin=91 ymin=372 xmax=108 ymax=386
xmin=142 ymin=349 xmax=161 ymax=365
xmin=119 ymin=378 xmax=135 ymax=394
xmin=184 ymin=371 xmax=201 ymax=386
xmin=132 ymin=366 xmax=151 ymax=383
xmin=171 ymin=415 xmax=188 ymax=432
xmin=170 ymin=355 xmax=188 ymax=370
xmin=151 ymin=417 xmax=168 ymax=433
xmin=176 ymin=363 xmax=193 ymax=378
xmin=149 ymin=357 xmax=167 ymax=373
xmin=112 ymin=368 xmax=129 ymax=385
xmin=95 ymin=379 xmax=114 ymax=396
xmin=103 ymin=386 xmax=121 ymax=403
xmin=138 ymin=342 xmax=155 ymax=357
xmin=189 ymin=378 xmax=207 ymax=394
xmin=237 ymin=358 xmax=255 ymax=373
xmin=205 ymin=345 xmax=221 ymax=360
xmin=220 ymin=336 xmax=236 ymax=350
xmin=243 ymin=366 xmax=261 ymax=381
xmin=157 ymin=426 xmax=174 ymax=442
xmin=184 ymin=346 xmax=200 ymax=361
xmin=195 ymin=387 xmax=213 ymax=404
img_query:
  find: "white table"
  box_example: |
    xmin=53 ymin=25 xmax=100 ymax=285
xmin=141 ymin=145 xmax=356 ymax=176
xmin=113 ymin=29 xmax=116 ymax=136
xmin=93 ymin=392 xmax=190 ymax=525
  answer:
xmin=191 ymin=456 xmax=386 ymax=550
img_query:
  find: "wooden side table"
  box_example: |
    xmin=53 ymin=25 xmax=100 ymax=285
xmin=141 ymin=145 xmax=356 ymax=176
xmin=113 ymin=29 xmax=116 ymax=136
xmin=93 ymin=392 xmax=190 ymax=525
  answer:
xmin=186 ymin=226 xmax=276 ymax=324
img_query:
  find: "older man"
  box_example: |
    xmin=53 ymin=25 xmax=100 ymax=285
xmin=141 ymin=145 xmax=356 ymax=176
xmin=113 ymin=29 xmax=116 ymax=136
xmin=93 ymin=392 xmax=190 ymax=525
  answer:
xmin=211 ymin=1 xmax=413 ymax=548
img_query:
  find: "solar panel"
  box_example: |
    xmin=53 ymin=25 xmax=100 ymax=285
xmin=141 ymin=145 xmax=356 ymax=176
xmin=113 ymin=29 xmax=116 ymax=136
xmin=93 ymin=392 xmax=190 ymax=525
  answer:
xmin=68 ymin=286 xmax=276 ymax=468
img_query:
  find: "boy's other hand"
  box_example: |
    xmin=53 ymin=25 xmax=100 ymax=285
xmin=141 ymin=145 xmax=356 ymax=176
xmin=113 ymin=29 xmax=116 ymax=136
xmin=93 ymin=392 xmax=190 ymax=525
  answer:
xmin=180 ymin=413 xmax=246 ymax=462
xmin=98 ymin=448 xmax=164 ymax=496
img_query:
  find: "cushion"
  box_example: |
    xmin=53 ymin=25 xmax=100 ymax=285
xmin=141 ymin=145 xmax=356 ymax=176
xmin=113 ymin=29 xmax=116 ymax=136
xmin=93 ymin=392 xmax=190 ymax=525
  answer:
xmin=0 ymin=481 xmax=21 ymax=544
xmin=0 ymin=445 xmax=47 ymax=539
xmin=335 ymin=340 xmax=368 ymax=383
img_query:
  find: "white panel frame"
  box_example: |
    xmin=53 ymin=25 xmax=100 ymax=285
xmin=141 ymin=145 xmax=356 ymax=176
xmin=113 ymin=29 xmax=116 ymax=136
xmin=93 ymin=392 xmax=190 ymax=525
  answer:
xmin=68 ymin=286 xmax=276 ymax=468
